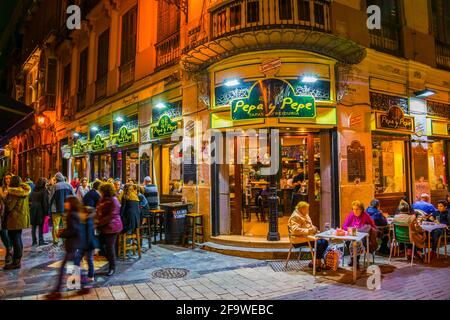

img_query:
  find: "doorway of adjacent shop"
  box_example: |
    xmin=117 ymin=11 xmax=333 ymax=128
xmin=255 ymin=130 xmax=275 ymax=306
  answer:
xmin=152 ymin=141 xmax=183 ymax=197
xmin=215 ymin=131 xmax=322 ymax=238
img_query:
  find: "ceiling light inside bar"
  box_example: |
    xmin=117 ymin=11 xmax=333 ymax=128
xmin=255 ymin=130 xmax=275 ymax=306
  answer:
xmin=224 ymin=79 xmax=240 ymax=87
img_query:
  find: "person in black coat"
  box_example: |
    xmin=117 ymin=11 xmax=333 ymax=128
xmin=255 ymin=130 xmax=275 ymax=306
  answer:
xmin=30 ymin=178 xmax=49 ymax=246
xmin=120 ymin=184 xmax=141 ymax=234
xmin=82 ymin=181 xmax=101 ymax=208
xmin=46 ymin=196 xmax=83 ymax=299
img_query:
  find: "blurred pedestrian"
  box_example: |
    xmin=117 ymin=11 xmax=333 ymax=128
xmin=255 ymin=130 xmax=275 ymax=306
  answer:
xmin=96 ymin=183 xmax=122 ymax=276
xmin=70 ymin=177 xmax=80 ymax=191
xmin=46 ymin=196 xmax=83 ymax=299
xmin=50 ymin=172 xmax=75 ymax=245
xmin=3 ymin=176 xmax=31 ymax=270
xmin=0 ymin=173 xmax=12 ymax=265
xmin=79 ymin=205 xmax=97 ymax=285
xmin=30 ymin=178 xmax=49 ymax=246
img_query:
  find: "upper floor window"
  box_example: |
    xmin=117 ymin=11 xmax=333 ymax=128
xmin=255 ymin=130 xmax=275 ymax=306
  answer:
xmin=432 ymin=0 xmax=450 ymax=70
xmin=230 ymin=4 xmax=242 ymax=28
xmin=157 ymin=1 xmax=180 ymax=41
xmin=247 ymin=1 xmax=260 ymax=23
xmin=96 ymin=29 xmax=110 ymax=99
xmin=62 ymin=63 xmax=71 ymax=116
xmin=297 ymin=0 xmax=310 ymax=21
xmin=366 ymin=0 xmax=402 ymax=56
xmin=78 ymin=48 xmax=88 ymax=111
xmin=47 ymin=58 xmax=57 ymax=95
xmin=279 ymin=0 xmax=293 ymax=20
xmin=121 ymin=6 xmax=137 ymax=66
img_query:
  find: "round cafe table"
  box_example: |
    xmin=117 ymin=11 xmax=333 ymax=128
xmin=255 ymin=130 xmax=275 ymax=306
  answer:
xmin=420 ymin=223 xmax=448 ymax=263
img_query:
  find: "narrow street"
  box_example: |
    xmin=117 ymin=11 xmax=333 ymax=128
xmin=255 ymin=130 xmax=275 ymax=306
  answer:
xmin=1 ymin=229 xmax=449 ymax=300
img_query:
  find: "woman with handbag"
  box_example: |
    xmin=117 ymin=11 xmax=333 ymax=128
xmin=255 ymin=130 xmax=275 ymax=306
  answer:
xmin=96 ymin=183 xmax=123 ymax=276
xmin=4 ymin=175 xmax=31 ymax=270
xmin=0 ymin=173 xmax=13 ymax=265
xmin=30 ymin=178 xmax=49 ymax=246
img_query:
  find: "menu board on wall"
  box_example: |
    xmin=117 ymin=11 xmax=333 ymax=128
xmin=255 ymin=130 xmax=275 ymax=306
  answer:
xmin=347 ymin=141 xmax=366 ymax=183
xmin=413 ymin=144 xmax=429 ymax=181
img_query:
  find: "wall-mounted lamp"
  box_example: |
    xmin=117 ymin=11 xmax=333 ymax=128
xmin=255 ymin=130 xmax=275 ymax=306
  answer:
xmin=73 ymin=132 xmax=80 ymax=138
xmin=115 ymin=116 xmax=124 ymax=123
xmin=414 ymin=89 xmax=435 ymax=98
xmin=224 ymin=78 xmax=240 ymax=87
xmin=300 ymin=75 xmax=318 ymax=83
xmin=37 ymin=115 xmax=45 ymax=126
xmin=155 ymin=103 xmax=166 ymax=109
xmin=91 ymin=126 xmax=99 ymax=132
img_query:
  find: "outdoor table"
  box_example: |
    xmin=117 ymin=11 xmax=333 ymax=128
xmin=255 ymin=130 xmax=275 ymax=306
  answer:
xmin=313 ymin=230 xmax=370 ymax=283
xmin=159 ymin=202 xmax=193 ymax=245
xmin=420 ymin=223 xmax=448 ymax=263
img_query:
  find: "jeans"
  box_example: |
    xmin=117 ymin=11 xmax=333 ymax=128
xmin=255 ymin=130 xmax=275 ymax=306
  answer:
xmin=294 ymin=239 xmax=329 ymax=259
xmin=32 ymin=224 xmax=44 ymax=244
xmin=0 ymin=229 xmax=11 ymax=249
xmin=103 ymin=233 xmax=118 ymax=270
xmin=54 ymin=250 xmax=81 ymax=292
xmin=431 ymin=229 xmax=443 ymax=251
xmin=7 ymin=230 xmax=23 ymax=260
xmin=76 ymin=250 xmax=95 ymax=279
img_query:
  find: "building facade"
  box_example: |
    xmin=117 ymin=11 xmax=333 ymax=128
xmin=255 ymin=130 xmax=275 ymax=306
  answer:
xmin=1 ymin=0 xmax=450 ymax=246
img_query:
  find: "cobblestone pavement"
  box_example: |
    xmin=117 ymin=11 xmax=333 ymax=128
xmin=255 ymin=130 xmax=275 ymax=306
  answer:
xmin=1 ymin=229 xmax=450 ymax=300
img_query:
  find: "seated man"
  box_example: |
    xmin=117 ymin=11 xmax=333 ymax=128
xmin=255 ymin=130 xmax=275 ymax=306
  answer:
xmin=143 ymin=176 xmax=159 ymax=209
xmin=412 ymin=193 xmax=437 ymax=215
xmin=366 ymin=199 xmax=389 ymax=255
xmin=428 ymin=200 xmax=450 ymax=260
xmin=288 ymin=201 xmax=328 ymax=271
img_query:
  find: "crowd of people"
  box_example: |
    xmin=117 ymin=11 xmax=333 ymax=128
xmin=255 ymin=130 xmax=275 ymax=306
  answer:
xmin=0 ymin=172 xmax=159 ymax=299
xmin=288 ymin=193 xmax=450 ymax=271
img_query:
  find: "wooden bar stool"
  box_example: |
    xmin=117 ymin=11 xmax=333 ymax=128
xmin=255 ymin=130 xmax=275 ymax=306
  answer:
xmin=184 ymin=213 xmax=204 ymax=248
xmin=117 ymin=229 xmax=142 ymax=261
xmin=149 ymin=209 xmax=165 ymax=243
xmin=139 ymin=215 xmax=152 ymax=249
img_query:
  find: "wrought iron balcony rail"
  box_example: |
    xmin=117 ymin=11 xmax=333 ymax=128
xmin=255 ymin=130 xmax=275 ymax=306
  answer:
xmin=95 ymin=75 xmax=108 ymax=101
xmin=210 ymin=0 xmax=331 ymax=40
xmin=369 ymin=22 xmax=402 ymax=56
xmin=38 ymin=94 xmax=56 ymax=113
xmin=156 ymin=31 xmax=181 ymax=69
xmin=436 ymin=40 xmax=450 ymax=71
xmin=119 ymin=60 xmax=135 ymax=89
xmin=77 ymin=90 xmax=87 ymax=112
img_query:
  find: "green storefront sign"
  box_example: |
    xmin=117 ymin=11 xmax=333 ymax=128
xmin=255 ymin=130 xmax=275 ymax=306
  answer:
xmin=152 ymin=115 xmax=178 ymax=138
xmin=230 ymin=78 xmax=316 ymax=121
xmin=92 ymin=134 xmax=106 ymax=151
xmin=116 ymin=126 xmax=134 ymax=145
xmin=72 ymin=140 xmax=85 ymax=155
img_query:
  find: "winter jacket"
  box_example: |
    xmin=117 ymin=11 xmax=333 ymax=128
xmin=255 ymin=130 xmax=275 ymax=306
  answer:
xmin=342 ymin=211 xmax=376 ymax=231
xmin=138 ymin=193 xmax=149 ymax=218
xmin=4 ymin=183 xmax=31 ymax=230
xmin=30 ymin=189 xmax=49 ymax=226
xmin=82 ymin=189 xmax=101 ymax=208
xmin=120 ymin=197 xmax=141 ymax=233
xmin=96 ymin=196 xmax=123 ymax=234
xmin=288 ymin=209 xmax=318 ymax=244
xmin=366 ymin=206 xmax=388 ymax=227
xmin=79 ymin=209 xmax=97 ymax=252
xmin=393 ymin=213 xmax=426 ymax=248
xmin=60 ymin=210 xmax=82 ymax=253
xmin=412 ymin=200 xmax=437 ymax=215
xmin=47 ymin=185 xmax=57 ymax=213
xmin=50 ymin=181 xmax=75 ymax=214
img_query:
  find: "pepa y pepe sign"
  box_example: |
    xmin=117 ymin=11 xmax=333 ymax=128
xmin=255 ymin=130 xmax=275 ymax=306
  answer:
xmin=116 ymin=126 xmax=134 ymax=145
xmin=231 ymin=78 xmax=316 ymax=121
xmin=152 ymin=115 xmax=178 ymax=138
xmin=375 ymin=106 xmax=414 ymax=133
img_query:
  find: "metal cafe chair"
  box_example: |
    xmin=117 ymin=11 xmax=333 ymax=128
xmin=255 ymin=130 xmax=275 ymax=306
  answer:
xmin=389 ymin=223 xmax=417 ymax=267
xmin=285 ymin=225 xmax=315 ymax=268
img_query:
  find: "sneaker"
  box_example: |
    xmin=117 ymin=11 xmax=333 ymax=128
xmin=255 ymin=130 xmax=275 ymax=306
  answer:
xmin=45 ymin=292 xmax=62 ymax=300
xmin=107 ymin=269 xmax=115 ymax=276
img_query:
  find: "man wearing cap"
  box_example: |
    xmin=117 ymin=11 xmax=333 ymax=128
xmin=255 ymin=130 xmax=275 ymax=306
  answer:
xmin=412 ymin=193 xmax=438 ymax=215
xmin=143 ymin=176 xmax=159 ymax=209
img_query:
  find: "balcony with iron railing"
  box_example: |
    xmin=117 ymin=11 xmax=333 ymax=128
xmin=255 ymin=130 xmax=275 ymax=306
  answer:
xmin=155 ymin=31 xmax=181 ymax=70
xmin=95 ymin=75 xmax=107 ymax=101
xmin=119 ymin=60 xmax=135 ymax=89
xmin=182 ymin=0 xmax=365 ymax=72
xmin=77 ymin=90 xmax=87 ymax=112
xmin=211 ymin=0 xmax=331 ymax=39
xmin=369 ymin=22 xmax=402 ymax=56
xmin=436 ymin=40 xmax=450 ymax=71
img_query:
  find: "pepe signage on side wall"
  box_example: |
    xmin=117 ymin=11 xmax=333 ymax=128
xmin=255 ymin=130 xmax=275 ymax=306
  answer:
xmin=230 ymin=78 xmax=316 ymax=121
xmin=152 ymin=115 xmax=178 ymax=138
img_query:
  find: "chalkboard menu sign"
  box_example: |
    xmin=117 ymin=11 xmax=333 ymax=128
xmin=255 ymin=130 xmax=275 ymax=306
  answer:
xmin=347 ymin=140 xmax=366 ymax=183
xmin=413 ymin=143 xmax=429 ymax=181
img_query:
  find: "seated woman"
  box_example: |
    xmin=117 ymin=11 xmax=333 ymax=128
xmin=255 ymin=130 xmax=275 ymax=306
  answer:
xmin=366 ymin=199 xmax=389 ymax=255
xmin=342 ymin=201 xmax=376 ymax=268
xmin=393 ymin=201 xmax=426 ymax=259
xmin=288 ymin=202 xmax=329 ymax=271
